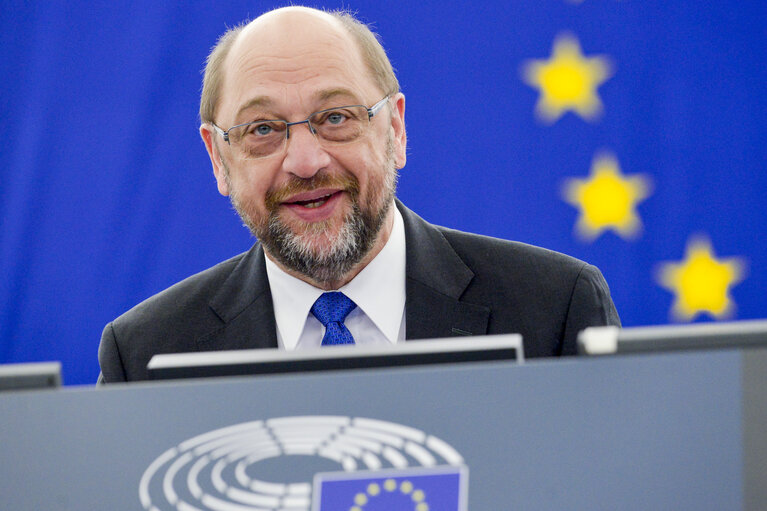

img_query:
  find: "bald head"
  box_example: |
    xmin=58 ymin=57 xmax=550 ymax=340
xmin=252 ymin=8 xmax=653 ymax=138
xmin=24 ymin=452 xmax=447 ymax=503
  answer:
xmin=238 ymin=6 xmax=342 ymax=43
xmin=199 ymin=7 xmax=399 ymax=125
xmin=231 ymin=7 xmax=347 ymax=63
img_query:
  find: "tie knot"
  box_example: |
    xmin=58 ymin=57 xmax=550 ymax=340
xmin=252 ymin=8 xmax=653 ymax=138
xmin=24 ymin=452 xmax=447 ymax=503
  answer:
xmin=310 ymin=292 xmax=357 ymax=327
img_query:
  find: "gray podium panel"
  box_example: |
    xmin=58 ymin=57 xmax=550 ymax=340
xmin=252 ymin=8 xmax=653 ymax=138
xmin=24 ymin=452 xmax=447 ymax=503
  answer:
xmin=0 ymin=349 xmax=754 ymax=510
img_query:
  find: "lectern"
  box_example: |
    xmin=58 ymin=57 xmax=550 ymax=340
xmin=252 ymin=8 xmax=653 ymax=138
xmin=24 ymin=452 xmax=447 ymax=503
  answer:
xmin=0 ymin=344 xmax=764 ymax=510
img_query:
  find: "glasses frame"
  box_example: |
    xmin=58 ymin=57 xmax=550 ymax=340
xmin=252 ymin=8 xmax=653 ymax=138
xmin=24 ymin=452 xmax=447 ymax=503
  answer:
xmin=210 ymin=95 xmax=391 ymax=158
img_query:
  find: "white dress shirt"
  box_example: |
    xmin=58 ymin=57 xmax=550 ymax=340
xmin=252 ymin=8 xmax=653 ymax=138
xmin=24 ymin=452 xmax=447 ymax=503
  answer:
xmin=264 ymin=205 xmax=407 ymax=350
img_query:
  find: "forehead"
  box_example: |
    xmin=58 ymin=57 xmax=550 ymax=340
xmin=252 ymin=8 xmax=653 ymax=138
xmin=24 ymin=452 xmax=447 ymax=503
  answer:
xmin=219 ymin=10 xmax=378 ymax=122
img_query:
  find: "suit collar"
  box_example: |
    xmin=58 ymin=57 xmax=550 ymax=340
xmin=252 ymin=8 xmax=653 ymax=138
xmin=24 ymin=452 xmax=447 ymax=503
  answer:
xmin=397 ymin=200 xmax=490 ymax=339
xmin=200 ymin=244 xmax=278 ymax=351
xmin=397 ymin=199 xmax=474 ymax=297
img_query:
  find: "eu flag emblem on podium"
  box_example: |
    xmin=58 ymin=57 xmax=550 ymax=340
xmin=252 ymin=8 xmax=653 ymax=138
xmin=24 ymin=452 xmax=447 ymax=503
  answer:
xmin=313 ymin=465 xmax=467 ymax=510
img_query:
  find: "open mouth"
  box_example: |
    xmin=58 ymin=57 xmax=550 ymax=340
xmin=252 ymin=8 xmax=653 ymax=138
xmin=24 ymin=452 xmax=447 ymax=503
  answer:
xmin=286 ymin=190 xmax=342 ymax=209
xmin=291 ymin=192 xmax=334 ymax=208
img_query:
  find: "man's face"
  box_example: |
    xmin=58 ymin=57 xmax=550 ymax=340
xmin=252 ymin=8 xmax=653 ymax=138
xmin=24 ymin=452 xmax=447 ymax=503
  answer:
xmin=201 ymin=10 xmax=406 ymax=288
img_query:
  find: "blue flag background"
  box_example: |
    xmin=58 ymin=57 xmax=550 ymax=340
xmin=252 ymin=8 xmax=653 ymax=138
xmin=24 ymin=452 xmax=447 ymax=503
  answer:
xmin=2 ymin=1 xmax=765 ymax=384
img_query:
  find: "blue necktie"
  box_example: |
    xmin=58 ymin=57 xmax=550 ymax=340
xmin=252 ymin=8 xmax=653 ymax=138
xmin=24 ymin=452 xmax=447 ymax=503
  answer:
xmin=311 ymin=292 xmax=357 ymax=346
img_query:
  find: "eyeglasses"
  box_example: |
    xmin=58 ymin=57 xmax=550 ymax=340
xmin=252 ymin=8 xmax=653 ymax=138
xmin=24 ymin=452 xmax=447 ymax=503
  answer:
xmin=210 ymin=96 xmax=390 ymax=160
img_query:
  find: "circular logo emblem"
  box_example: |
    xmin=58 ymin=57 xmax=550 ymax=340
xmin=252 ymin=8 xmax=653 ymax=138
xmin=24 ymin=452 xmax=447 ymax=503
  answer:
xmin=139 ymin=416 xmax=464 ymax=511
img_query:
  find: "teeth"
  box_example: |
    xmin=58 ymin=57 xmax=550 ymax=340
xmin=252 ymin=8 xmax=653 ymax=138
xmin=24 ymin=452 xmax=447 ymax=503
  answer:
xmin=299 ymin=193 xmax=332 ymax=208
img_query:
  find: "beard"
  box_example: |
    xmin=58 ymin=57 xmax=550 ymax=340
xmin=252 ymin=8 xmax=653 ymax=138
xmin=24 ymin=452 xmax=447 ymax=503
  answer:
xmin=225 ymin=138 xmax=398 ymax=287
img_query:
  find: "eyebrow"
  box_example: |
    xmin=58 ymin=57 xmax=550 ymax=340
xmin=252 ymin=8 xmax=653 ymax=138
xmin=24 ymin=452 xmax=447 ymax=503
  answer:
xmin=316 ymin=87 xmax=362 ymax=104
xmin=234 ymin=96 xmax=274 ymax=123
xmin=233 ymin=88 xmax=364 ymax=124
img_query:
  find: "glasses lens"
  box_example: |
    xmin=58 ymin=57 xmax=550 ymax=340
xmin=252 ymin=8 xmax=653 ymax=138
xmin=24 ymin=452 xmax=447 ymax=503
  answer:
xmin=310 ymin=106 xmax=369 ymax=144
xmin=229 ymin=120 xmax=287 ymax=160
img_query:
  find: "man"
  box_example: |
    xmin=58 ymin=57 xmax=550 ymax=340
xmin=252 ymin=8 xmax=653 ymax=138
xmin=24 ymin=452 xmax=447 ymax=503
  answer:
xmin=98 ymin=6 xmax=620 ymax=383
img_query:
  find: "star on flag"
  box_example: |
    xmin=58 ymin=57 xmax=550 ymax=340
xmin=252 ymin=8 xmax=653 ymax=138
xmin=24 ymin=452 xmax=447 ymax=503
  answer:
xmin=657 ymin=237 xmax=746 ymax=321
xmin=562 ymin=152 xmax=652 ymax=241
xmin=522 ymin=32 xmax=613 ymax=123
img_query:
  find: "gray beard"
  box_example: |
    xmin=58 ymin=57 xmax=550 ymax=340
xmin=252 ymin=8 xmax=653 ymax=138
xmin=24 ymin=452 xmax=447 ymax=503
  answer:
xmin=263 ymin=196 xmax=391 ymax=285
xmin=225 ymin=141 xmax=398 ymax=286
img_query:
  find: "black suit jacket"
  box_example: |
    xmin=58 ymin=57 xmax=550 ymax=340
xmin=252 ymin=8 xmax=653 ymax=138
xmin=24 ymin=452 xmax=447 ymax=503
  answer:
xmin=98 ymin=201 xmax=620 ymax=382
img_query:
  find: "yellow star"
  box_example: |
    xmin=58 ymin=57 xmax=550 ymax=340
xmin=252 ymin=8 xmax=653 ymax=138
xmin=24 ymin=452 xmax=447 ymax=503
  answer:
xmin=562 ymin=152 xmax=652 ymax=241
xmin=657 ymin=237 xmax=746 ymax=321
xmin=522 ymin=32 xmax=613 ymax=123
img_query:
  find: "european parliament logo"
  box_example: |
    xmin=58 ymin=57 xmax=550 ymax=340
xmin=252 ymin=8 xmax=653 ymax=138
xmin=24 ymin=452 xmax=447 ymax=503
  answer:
xmin=313 ymin=466 xmax=467 ymax=511
xmin=140 ymin=416 xmax=468 ymax=511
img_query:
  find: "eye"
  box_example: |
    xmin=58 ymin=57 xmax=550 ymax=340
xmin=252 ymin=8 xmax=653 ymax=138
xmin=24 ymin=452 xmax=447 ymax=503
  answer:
xmin=326 ymin=111 xmax=347 ymax=125
xmin=314 ymin=109 xmax=353 ymax=126
xmin=246 ymin=123 xmax=272 ymax=136
xmin=243 ymin=121 xmax=285 ymax=137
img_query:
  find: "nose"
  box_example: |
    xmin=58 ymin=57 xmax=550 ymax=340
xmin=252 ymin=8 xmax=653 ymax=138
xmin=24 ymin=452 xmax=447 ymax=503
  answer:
xmin=281 ymin=121 xmax=332 ymax=179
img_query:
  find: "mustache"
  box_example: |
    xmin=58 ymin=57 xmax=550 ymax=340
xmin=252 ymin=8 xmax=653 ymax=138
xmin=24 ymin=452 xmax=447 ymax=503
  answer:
xmin=264 ymin=171 xmax=360 ymax=210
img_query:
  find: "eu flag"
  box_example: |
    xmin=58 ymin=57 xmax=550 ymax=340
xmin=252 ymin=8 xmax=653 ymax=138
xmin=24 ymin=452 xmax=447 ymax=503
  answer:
xmin=2 ymin=2 xmax=766 ymax=383
xmin=313 ymin=466 xmax=467 ymax=511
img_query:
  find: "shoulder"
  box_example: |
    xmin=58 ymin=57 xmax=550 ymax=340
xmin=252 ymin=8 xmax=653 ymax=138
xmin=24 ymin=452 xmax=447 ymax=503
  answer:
xmin=397 ymin=199 xmax=587 ymax=279
xmin=112 ymin=250 xmax=250 ymax=330
xmin=435 ymin=223 xmax=592 ymax=284
xmin=398 ymin=200 xmax=596 ymax=298
xmin=435 ymin=225 xmax=618 ymax=355
xmin=98 ymin=248 xmax=258 ymax=382
xmin=397 ymin=201 xmax=619 ymax=356
xmin=99 ymin=244 xmax=275 ymax=381
xmin=437 ymin=225 xmax=612 ymax=310
xmin=99 ymin=249 xmax=256 ymax=380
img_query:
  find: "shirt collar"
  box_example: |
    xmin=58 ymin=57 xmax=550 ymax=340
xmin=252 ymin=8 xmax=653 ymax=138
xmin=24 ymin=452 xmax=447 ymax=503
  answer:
xmin=264 ymin=204 xmax=407 ymax=350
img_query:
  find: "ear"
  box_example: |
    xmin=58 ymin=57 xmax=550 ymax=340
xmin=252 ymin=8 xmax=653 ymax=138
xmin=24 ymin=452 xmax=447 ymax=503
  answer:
xmin=389 ymin=93 xmax=407 ymax=169
xmin=200 ymin=124 xmax=231 ymax=196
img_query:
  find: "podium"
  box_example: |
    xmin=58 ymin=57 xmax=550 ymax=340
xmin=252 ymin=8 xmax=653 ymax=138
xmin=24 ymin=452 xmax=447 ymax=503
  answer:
xmin=1 ymin=348 xmax=765 ymax=510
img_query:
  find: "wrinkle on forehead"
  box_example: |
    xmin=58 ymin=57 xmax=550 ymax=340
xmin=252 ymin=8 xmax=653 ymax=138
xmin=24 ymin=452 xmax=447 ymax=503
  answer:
xmin=231 ymin=50 xmax=354 ymax=87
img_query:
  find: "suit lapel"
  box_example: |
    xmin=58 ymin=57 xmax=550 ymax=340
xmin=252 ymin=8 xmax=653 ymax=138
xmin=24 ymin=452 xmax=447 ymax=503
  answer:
xmin=195 ymin=201 xmax=489 ymax=349
xmin=398 ymin=201 xmax=490 ymax=340
xmin=198 ymin=244 xmax=279 ymax=351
